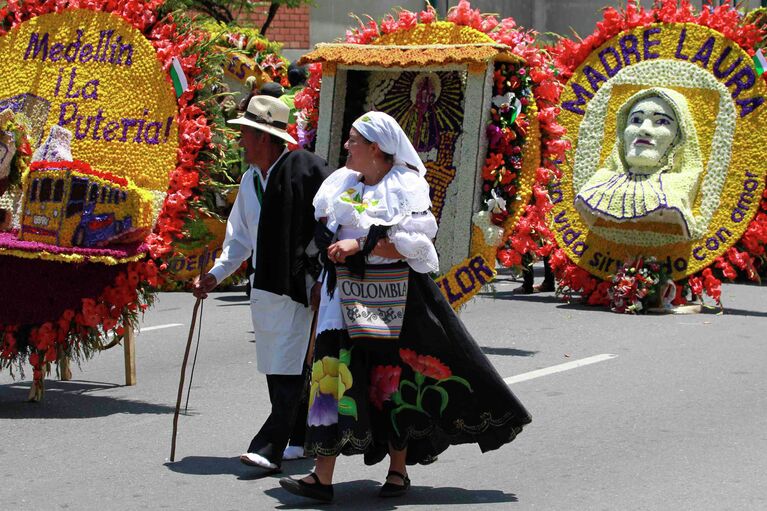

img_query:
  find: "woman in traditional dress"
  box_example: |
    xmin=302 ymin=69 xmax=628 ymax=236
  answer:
xmin=279 ymin=112 xmax=531 ymax=502
xmin=574 ymin=87 xmax=704 ymax=239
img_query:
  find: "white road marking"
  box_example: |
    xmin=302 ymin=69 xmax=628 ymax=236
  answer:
xmin=140 ymin=323 xmax=183 ymax=332
xmin=504 ymin=354 xmax=617 ymax=385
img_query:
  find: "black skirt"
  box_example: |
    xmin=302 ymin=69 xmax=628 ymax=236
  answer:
xmin=305 ymin=269 xmax=531 ymax=466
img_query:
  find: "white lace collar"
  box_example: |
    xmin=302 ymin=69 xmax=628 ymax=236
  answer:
xmin=313 ymin=165 xmax=432 ymax=230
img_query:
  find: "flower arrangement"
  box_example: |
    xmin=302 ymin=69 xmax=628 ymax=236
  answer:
xmin=0 ymin=109 xmax=32 ymax=189
xmin=198 ymin=18 xmax=288 ymax=86
xmin=0 ymin=1 xmax=211 ymax=396
xmin=548 ymin=0 xmax=767 ymax=310
xmin=607 ymin=256 xmax=672 ymax=314
xmin=293 ymin=0 xmax=566 ymax=283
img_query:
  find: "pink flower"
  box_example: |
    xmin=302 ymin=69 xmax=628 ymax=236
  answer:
xmin=419 ymin=6 xmax=437 ymax=24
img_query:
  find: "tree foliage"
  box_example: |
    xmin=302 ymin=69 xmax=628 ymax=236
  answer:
xmin=161 ymin=0 xmax=313 ymax=34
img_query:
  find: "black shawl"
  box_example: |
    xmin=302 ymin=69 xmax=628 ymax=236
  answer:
xmin=253 ymin=149 xmax=331 ymax=306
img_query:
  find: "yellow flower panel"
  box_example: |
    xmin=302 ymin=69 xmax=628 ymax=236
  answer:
xmin=0 ymin=10 xmax=178 ymax=193
xmin=372 ymin=21 xmax=494 ymax=46
xmin=503 ymin=110 xmax=541 ymax=239
xmin=301 ymin=43 xmax=501 ymax=67
xmin=0 ymin=247 xmax=145 ymax=265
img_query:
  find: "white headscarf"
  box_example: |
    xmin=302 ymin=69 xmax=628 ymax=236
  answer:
xmin=351 ymin=111 xmax=427 ymax=177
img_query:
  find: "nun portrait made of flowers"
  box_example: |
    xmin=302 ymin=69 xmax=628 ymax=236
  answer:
xmin=574 ymin=87 xmax=704 ymax=241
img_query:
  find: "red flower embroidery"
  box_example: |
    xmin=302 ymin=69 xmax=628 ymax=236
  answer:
xmin=399 ymin=348 xmax=452 ymax=380
xmin=369 ymin=365 xmax=402 ymax=410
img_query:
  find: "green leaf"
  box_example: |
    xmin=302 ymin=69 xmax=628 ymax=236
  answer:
xmin=390 ymin=406 xmax=403 ymax=436
xmin=426 ymin=385 xmax=449 ymax=415
xmin=338 ymin=396 xmax=357 ymax=420
xmin=442 ymin=375 xmax=473 ymax=392
xmin=339 ymin=348 xmax=351 ymax=366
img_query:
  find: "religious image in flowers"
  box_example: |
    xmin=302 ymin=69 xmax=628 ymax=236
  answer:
xmin=368 ymin=70 xmax=465 ymax=223
xmin=295 ymin=0 xmax=565 ymax=308
xmin=550 ymin=0 xmax=767 ymax=309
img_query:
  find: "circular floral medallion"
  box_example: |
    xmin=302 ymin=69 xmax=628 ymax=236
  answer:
xmin=554 ymin=22 xmax=767 ymax=281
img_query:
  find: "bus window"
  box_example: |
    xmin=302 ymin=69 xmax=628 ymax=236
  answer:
xmin=89 ymin=184 xmax=99 ymax=202
xmin=39 ymin=178 xmax=52 ymax=202
xmin=100 ymin=187 xmax=107 ymax=203
xmin=67 ymin=178 xmax=88 ymax=218
xmin=120 ymin=191 xmax=127 ymax=203
xmin=53 ymin=179 xmax=64 ymax=202
xmin=30 ymin=179 xmax=39 ymax=202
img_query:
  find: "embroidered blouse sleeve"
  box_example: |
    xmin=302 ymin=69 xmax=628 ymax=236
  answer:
xmin=388 ymin=210 xmax=439 ymax=274
xmin=209 ymin=172 xmax=253 ymax=284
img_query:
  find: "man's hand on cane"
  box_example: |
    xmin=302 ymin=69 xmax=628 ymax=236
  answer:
xmin=192 ymin=273 xmax=217 ymax=299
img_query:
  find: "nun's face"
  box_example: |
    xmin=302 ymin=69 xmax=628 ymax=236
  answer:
xmin=623 ymin=95 xmax=679 ymax=171
xmin=344 ymin=127 xmax=377 ymax=173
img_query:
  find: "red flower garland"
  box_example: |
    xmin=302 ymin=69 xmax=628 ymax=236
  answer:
xmin=548 ymin=0 xmax=767 ymax=308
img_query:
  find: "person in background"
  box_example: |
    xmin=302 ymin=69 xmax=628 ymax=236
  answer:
xmin=280 ymin=62 xmax=307 ymax=125
xmin=514 ymin=255 xmax=555 ymax=294
xmin=259 ymin=81 xmax=285 ymax=99
xmin=193 ymin=95 xmax=330 ymax=471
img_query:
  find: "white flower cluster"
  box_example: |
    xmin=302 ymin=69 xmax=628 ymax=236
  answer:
xmin=472 ymin=210 xmax=504 ymax=246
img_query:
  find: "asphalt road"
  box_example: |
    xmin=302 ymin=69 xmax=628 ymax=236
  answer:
xmin=2 ymin=268 xmax=766 ymax=510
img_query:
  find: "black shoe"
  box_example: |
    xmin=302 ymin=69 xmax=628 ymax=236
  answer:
xmin=279 ymin=472 xmax=333 ymax=502
xmin=379 ymin=470 xmax=410 ymax=498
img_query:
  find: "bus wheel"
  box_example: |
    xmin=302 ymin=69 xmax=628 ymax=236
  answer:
xmin=72 ymin=226 xmax=86 ymax=247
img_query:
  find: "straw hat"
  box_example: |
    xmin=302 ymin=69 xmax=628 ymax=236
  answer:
xmin=228 ymin=95 xmax=297 ymax=145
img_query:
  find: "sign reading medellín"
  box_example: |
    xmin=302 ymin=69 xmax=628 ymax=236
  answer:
xmin=555 ymin=23 xmax=767 ymax=280
xmin=0 ymin=10 xmax=178 ymax=200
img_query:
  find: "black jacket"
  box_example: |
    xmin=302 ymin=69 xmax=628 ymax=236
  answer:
xmin=253 ymin=149 xmax=330 ymax=306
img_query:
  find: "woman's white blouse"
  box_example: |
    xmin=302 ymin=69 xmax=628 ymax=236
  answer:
xmin=313 ymin=166 xmax=439 ymax=273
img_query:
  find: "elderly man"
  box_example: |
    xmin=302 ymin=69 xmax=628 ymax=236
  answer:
xmin=193 ymin=95 xmax=330 ymax=471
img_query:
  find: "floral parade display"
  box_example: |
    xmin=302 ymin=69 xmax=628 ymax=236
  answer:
xmin=0 ymin=1 xmax=203 ymax=398
xmin=0 ymin=1 xmax=293 ymax=395
xmin=296 ymin=1 xmax=565 ymax=309
xmin=550 ymin=0 xmax=767 ymax=311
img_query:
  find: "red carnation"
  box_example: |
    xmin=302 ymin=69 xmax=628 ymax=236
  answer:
xmin=369 ymin=365 xmax=402 ymax=410
xmin=399 ymin=348 xmax=452 ymax=380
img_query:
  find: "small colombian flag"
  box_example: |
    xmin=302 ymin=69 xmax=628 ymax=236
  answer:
xmin=170 ymin=57 xmax=189 ymax=98
xmin=754 ymin=48 xmax=767 ymax=77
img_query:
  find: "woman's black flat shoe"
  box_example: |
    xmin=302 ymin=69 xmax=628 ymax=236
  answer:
xmin=379 ymin=470 xmax=410 ymax=498
xmin=279 ymin=472 xmax=334 ymax=502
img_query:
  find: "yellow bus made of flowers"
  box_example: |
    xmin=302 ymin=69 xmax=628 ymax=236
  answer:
xmin=19 ymin=161 xmax=154 ymax=248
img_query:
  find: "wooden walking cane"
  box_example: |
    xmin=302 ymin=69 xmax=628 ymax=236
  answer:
xmin=305 ymin=308 xmax=318 ymax=368
xmin=170 ymin=295 xmax=202 ymax=462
